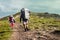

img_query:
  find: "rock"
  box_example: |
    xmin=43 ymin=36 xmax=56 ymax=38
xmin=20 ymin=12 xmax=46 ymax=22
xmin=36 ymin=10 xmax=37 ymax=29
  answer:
xmin=51 ymin=30 xmax=60 ymax=35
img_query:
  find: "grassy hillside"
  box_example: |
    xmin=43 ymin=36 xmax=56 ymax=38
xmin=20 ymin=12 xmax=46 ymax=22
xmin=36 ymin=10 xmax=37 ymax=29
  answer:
xmin=0 ymin=17 xmax=12 ymax=40
xmin=0 ymin=12 xmax=60 ymax=40
xmin=29 ymin=14 xmax=60 ymax=30
xmin=16 ymin=12 xmax=60 ymax=31
xmin=0 ymin=12 xmax=20 ymax=40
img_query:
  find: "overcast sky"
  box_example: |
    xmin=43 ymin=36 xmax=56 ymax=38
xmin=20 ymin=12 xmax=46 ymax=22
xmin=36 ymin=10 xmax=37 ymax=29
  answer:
xmin=0 ymin=0 xmax=60 ymax=14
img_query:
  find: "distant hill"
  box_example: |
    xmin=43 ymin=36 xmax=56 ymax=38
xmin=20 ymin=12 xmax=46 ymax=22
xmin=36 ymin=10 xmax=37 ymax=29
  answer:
xmin=0 ymin=12 xmax=60 ymax=21
xmin=36 ymin=12 xmax=60 ymax=18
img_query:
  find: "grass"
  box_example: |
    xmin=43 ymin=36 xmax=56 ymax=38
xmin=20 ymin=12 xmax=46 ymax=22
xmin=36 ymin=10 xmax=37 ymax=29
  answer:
xmin=0 ymin=19 xmax=12 ymax=40
xmin=29 ymin=14 xmax=60 ymax=30
xmin=15 ymin=13 xmax=60 ymax=31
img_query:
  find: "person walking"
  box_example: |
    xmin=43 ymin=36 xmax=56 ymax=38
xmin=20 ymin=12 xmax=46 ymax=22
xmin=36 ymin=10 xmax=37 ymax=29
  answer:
xmin=20 ymin=8 xmax=30 ymax=31
xmin=8 ymin=15 xmax=15 ymax=29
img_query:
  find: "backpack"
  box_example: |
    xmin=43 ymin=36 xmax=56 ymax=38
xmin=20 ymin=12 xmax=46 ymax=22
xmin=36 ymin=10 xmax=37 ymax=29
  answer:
xmin=9 ymin=17 xmax=15 ymax=23
xmin=9 ymin=17 xmax=13 ymax=22
xmin=21 ymin=8 xmax=30 ymax=19
xmin=25 ymin=8 xmax=30 ymax=19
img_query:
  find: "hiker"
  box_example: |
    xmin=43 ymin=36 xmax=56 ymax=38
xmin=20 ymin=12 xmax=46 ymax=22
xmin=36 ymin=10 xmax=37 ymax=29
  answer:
xmin=8 ymin=15 xmax=15 ymax=28
xmin=20 ymin=8 xmax=30 ymax=31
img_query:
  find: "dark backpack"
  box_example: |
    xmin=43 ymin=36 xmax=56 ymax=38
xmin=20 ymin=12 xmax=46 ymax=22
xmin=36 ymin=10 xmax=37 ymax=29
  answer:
xmin=21 ymin=9 xmax=25 ymax=19
xmin=9 ymin=17 xmax=13 ymax=21
xmin=9 ymin=17 xmax=15 ymax=23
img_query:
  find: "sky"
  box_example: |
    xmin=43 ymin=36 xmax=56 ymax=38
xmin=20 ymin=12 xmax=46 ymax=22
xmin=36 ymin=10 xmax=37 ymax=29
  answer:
xmin=0 ymin=0 xmax=60 ymax=18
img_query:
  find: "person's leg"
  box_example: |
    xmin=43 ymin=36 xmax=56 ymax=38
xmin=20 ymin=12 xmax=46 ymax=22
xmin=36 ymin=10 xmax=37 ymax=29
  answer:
xmin=26 ymin=20 xmax=30 ymax=31
xmin=9 ymin=21 xmax=14 ymax=29
xmin=23 ymin=18 xmax=29 ymax=31
xmin=11 ymin=22 xmax=14 ymax=28
xmin=24 ymin=19 xmax=29 ymax=31
xmin=10 ymin=22 xmax=13 ymax=28
xmin=23 ymin=22 xmax=27 ymax=31
xmin=26 ymin=20 xmax=28 ymax=28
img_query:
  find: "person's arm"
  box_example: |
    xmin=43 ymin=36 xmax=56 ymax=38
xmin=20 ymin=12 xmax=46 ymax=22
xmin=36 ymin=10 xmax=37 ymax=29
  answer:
xmin=20 ymin=13 xmax=22 ymax=23
xmin=20 ymin=9 xmax=22 ymax=23
xmin=20 ymin=17 xmax=21 ymax=23
xmin=13 ymin=17 xmax=16 ymax=22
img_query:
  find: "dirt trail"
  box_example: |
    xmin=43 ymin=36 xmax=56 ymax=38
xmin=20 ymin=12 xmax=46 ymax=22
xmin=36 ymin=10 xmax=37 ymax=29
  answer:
xmin=9 ymin=22 xmax=60 ymax=40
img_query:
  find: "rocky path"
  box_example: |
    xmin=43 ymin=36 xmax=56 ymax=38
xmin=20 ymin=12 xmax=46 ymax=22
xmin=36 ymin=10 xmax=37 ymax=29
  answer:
xmin=9 ymin=22 xmax=60 ymax=40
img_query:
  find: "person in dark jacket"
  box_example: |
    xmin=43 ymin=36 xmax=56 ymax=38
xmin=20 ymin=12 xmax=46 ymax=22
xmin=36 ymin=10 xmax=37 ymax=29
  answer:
xmin=20 ymin=8 xmax=30 ymax=31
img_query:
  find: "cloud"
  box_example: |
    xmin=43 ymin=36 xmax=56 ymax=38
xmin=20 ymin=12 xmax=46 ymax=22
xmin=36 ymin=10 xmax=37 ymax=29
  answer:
xmin=10 ymin=0 xmax=26 ymax=8
xmin=27 ymin=0 xmax=60 ymax=14
xmin=0 ymin=0 xmax=27 ymax=12
xmin=0 ymin=0 xmax=60 ymax=14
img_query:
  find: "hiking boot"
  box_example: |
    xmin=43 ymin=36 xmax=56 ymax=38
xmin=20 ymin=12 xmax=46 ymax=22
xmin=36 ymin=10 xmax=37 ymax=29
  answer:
xmin=24 ymin=27 xmax=30 ymax=32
